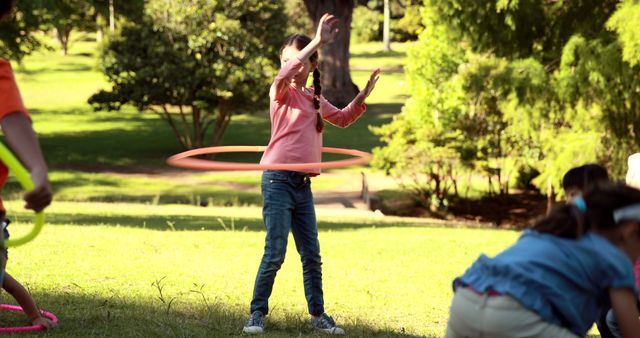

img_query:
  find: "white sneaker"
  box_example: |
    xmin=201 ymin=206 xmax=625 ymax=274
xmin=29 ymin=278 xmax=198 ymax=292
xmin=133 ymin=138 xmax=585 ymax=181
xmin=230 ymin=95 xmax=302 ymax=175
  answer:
xmin=243 ymin=311 xmax=264 ymax=334
xmin=311 ymin=313 xmax=345 ymax=335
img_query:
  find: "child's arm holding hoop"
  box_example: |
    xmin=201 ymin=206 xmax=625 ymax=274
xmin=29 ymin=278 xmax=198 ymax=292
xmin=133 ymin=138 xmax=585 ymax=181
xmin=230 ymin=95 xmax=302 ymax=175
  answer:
xmin=609 ymin=287 xmax=640 ymax=338
xmin=0 ymin=113 xmax=51 ymax=212
xmin=0 ymin=60 xmax=51 ymax=212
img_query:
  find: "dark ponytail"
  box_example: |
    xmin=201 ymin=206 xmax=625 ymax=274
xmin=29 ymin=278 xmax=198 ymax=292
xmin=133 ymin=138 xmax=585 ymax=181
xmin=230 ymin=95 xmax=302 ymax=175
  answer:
xmin=313 ymin=69 xmax=324 ymax=133
xmin=280 ymin=33 xmax=324 ymax=133
xmin=533 ymin=204 xmax=587 ymax=239
xmin=533 ymin=183 xmax=640 ymax=239
xmin=562 ymin=163 xmax=609 ymax=192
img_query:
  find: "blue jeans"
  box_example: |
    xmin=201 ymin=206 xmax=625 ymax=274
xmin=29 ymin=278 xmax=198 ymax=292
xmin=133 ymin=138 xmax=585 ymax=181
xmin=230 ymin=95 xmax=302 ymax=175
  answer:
xmin=250 ymin=170 xmax=324 ymax=316
xmin=0 ymin=215 xmax=8 ymax=284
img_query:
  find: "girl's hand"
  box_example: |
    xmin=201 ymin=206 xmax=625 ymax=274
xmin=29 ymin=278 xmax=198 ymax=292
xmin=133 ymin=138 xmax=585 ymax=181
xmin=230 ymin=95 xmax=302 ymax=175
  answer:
xmin=32 ymin=316 xmax=57 ymax=330
xmin=315 ymin=13 xmax=339 ymax=45
xmin=356 ymin=68 xmax=381 ymax=104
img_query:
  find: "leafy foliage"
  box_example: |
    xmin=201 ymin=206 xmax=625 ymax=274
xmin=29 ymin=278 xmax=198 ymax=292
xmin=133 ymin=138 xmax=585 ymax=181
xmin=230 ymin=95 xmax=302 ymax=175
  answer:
xmin=393 ymin=4 xmax=423 ymax=41
xmin=40 ymin=0 xmax=94 ymax=55
xmin=0 ymin=0 xmax=145 ymax=60
xmin=284 ymin=0 xmax=312 ymax=36
xmin=352 ymin=5 xmax=381 ymax=42
xmin=0 ymin=0 xmax=50 ymax=61
xmin=373 ymin=0 xmax=640 ymax=207
xmin=89 ymin=0 xmax=286 ymax=149
xmin=607 ymin=0 xmax=640 ymax=67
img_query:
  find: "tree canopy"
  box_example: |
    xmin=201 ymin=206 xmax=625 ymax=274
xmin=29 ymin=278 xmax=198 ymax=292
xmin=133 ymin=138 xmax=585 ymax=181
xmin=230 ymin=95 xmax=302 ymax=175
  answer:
xmin=89 ymin=0 xmax=286 ymax=149
xmin=373 ymin=0 xmax=640 ymax=208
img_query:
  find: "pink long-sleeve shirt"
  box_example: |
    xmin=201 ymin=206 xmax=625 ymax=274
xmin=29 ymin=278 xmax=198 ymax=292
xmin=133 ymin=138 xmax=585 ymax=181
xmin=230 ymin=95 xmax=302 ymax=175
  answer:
xmin=260 ymin=59 xmax=366 ymax=175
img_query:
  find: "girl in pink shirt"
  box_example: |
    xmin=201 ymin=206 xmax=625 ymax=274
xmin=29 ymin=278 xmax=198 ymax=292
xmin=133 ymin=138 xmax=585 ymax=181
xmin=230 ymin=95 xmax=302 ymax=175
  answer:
xmin=243 ymin=14 xmax=379 ymax=335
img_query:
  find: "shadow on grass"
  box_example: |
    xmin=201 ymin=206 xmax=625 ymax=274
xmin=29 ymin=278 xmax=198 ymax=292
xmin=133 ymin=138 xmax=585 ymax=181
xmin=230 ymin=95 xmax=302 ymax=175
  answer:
xmin=1 ymin=291 xmax=426 ymax=337
xmin=351 ymin=50 xmax=407 ymax=59
xmin=18 ymin=212 xmax=420 ymax=233
xmin=4 ymin=183 xmax=263 ymax=207
xmin=16 ymin=64 xmax=93 ymax=76
xmin=38 ymin=122 xmax=182 ymax=168
xmin=52 ymin=193 xmax=263 ymax=206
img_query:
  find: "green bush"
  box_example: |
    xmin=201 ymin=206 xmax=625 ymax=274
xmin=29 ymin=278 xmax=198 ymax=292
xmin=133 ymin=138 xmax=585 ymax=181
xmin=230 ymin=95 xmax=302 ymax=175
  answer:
xmin=374 ymin=0 xmax=640 ymax=204
xmin=352 ymin=5 xmax=381 ymax=43
xmin=392 ymin=5 xmax=423 ymax=41
xmin=284 ymin=0 xmax=312 ymax=36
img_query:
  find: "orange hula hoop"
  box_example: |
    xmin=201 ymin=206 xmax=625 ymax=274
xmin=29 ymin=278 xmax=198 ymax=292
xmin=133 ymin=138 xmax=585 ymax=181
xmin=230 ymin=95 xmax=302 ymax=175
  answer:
xmin=166 ymin=146 xmax=371 ymax=171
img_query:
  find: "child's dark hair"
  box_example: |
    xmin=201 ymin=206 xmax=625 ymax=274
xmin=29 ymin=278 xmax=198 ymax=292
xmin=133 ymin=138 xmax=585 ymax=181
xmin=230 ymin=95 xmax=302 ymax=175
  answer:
xmin=280 ymin=34 xmax=325 ymax=133
xmin=562 ymin=164 xmax=609 ymax=191
xmin=0 ymin=0 xmax=14 ymax=20
xmin=533 ymin=183 xmax=640 ymax=239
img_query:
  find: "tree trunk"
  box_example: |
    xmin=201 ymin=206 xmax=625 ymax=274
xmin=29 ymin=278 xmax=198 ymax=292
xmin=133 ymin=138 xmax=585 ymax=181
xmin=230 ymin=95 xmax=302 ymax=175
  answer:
xmin=96 ymin=26 xmax=103 ymax=43
xmin=383 ymin=0 xmax=391 ymax=51
xmin=109 ymin=0 xmax=115 ymax=32
xmin=210 ymin=100 xmax=233 ymax=147
xmin=546 ymin=176 xmax=555 ymax=215
xmin=55 ymin=26 xmax=71 ymax=56
xmin=303 ymin=0 xmax=359 ymax=108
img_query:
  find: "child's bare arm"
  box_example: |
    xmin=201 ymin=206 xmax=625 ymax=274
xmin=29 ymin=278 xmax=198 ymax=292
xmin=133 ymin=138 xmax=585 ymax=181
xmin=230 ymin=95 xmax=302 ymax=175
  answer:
xmin=0 ymin=112 xmax=51 ymax=212
xmin=610 ymin=287 xmax=640 ymax=338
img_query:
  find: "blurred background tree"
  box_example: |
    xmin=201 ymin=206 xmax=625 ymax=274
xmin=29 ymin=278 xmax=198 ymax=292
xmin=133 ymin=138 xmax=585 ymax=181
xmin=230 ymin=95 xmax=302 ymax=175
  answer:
xmin=373 ymin=0 xmax=640 ymax=209
xmin=88 ymin=0 xmax=286 ymax=149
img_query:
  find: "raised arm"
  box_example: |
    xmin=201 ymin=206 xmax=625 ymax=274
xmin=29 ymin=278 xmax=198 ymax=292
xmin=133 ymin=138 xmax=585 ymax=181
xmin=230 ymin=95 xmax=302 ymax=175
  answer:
xmin=273 ymin=13 xmax=340 ymax=100
xmin=321 ymin=68 xmax=380 ymax=128
xmin=299 ymin=13 xmax=339 ymax=63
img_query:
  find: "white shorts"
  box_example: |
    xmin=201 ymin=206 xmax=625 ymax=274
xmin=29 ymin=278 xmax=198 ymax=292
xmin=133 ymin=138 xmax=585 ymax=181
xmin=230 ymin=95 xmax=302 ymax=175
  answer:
xmin=445 ymin=287 xmax=579 ymax=338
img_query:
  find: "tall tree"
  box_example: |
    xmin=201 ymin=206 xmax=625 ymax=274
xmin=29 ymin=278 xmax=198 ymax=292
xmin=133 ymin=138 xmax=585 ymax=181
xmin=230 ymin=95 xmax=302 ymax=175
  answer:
xmin=303 ymin=0 xmax=359 ymax=107
xmin=89 ymin=0 xmax=286 ymax=150
xmin=383 ymin=0 xmax=390 ymax=51
xmin=90 ymin=0 xmax=144 ymax=42
xmin=0 ymin=0 xmax=49 ymax=61
xmin=43 ymin=0 xmax=93 ymax=56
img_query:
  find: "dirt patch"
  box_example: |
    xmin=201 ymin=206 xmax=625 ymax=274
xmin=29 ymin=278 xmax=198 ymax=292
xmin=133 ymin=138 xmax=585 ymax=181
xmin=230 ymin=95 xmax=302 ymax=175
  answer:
xmin=447 ymin=191 xmax=548 ymax=228
xmin=373 ymin=190 xmax=550 ymax=228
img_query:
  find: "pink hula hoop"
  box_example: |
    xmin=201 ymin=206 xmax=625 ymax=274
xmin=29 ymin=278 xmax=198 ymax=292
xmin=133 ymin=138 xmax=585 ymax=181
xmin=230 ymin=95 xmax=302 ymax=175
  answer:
xmin=167 ymin=146 xmax=371 ymax=171
xmin=0 ymin=304 xmax=58 ymax=333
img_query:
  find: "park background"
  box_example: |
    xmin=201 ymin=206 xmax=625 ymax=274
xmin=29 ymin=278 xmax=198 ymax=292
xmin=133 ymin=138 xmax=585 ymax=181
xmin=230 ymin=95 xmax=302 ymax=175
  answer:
xmin=1 ymin=0 xmax=639 ymax=336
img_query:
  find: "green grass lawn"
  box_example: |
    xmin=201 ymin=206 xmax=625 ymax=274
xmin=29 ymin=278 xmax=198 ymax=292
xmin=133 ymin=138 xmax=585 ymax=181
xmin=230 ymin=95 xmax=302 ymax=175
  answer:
xmin=1 ymin=36 xmax=604 ymax=337
xmin=2 ymin=170 xmax=355 ymax=206
xmin=0 ymin=201 xmax=603 ymax=337
xmin=1 ymin=200 xmax=519 ymax=337
xmin=350 ymin=42 xmax=411 ymax=70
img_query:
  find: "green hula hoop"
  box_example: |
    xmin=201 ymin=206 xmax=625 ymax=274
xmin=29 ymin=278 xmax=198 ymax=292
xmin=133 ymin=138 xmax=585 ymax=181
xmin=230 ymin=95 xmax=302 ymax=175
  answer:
xmin=0 ymin=142 xmax=45 ymax=247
